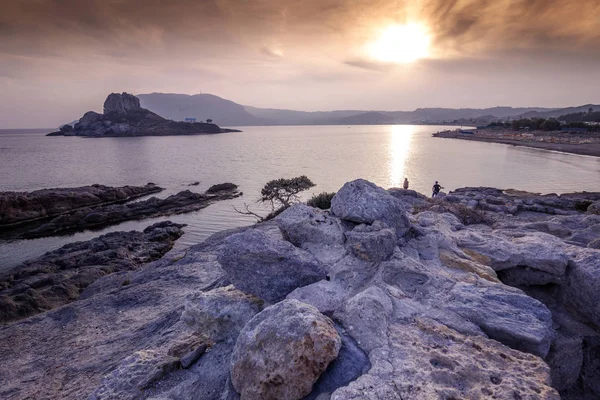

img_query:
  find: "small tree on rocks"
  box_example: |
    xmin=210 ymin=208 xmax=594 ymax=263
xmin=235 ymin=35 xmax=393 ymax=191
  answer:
xmin=235 ymin=175 xmax=316 ymax=221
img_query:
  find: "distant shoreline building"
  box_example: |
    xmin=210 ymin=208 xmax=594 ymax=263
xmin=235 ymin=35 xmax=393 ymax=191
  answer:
xmin=184 ymin=117 xmax=197 ymax=123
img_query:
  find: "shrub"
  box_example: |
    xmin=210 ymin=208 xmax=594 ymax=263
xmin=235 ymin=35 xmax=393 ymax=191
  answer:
xmin=235 ymin=176 xmax=316 ymax=221
xmin=307 ymin=192 xmax=336 ymax=210
xmin=412 ymin=199 xmax=494 ymax=225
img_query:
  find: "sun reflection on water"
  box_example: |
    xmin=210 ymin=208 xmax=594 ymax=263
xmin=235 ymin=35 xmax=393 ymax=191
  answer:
xmin=389 ymin=125 xmax=415 ymax=188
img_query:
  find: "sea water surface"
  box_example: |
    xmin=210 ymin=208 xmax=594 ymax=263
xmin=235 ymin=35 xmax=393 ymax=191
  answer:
xmin=1 ymin=125 xmax=599 ymax=270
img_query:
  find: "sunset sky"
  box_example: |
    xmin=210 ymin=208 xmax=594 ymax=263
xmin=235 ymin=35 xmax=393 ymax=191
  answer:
xmin=2 ymin=0 xmax=600 ymax=128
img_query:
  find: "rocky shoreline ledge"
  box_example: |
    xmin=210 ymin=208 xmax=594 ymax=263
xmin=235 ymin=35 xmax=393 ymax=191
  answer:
xmin=433 ymin=128 xmax=600 ymax=158
xmin=0 ymin=183 xmax=162 ymax=229
xmin=1 ymin=183 xmax=241 ymax=239
xmin=0 ymin=221 xmax=186 ymax=325
xmin=1 ymin=179 xmax=599 ymax=399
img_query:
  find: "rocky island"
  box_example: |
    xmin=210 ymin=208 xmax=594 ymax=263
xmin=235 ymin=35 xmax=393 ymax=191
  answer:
xmin=1 ymin=179 xmax=600 ymax=399
xmin=47 ymin=93 xmax=240 ymax=137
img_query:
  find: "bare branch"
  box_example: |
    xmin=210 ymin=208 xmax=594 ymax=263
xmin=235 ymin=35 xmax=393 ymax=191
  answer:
xmin=233 ymin=203 xmax=264 ymax=222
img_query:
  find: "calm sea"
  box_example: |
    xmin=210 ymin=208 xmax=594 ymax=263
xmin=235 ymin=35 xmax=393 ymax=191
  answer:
xmin=1 ymin=125 xmax=599 ymax=270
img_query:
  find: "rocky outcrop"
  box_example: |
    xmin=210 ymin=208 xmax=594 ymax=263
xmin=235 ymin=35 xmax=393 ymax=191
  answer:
xmin=0 ymin=183 xmax=162 ymax=228
xmin=3 ymin=179 xmax=600 ymax=399
xmin=14 ymin=184 xmax=241 ymax=239
xmin=230 ymin=300 xmax=341 ymax=400
xmin=0 ymin=221 xmax=185 ymax=324
xmin=103 ymin=92 xmax=141 ymax=114
xmin=332 ymin=179 xmax=411 ymax=237
xmin=47 ymin=92 xmax=240 ymax=137
xmin=217 ymin=228 xmax=327 ymax=303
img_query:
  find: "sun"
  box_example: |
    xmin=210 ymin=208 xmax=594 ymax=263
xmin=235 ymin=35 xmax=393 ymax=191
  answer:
xmin=368 ymin=24 xmax=431 ymax=64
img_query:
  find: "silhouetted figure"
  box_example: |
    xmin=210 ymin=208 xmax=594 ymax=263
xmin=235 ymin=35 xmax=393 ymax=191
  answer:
xmin=403 ymin=178 xmax=409 ymax=190
xmin=432 ymin=181 xmax=443 ymax=197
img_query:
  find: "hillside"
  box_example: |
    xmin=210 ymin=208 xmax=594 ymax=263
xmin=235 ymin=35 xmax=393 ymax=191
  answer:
xmin=518 ymin=104 xmax=600 ymax=119
xmin=137 ymin=93 xmax=264 ymax=126
xmin=135 ymin=92 xmax=600 ymax=127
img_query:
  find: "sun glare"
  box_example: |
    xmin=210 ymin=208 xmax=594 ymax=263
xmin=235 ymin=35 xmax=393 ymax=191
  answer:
xmin=368 ymin=24 xmax=431 ymax=64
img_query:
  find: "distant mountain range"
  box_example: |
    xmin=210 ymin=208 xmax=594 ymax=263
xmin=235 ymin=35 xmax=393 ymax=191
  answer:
xmin=137 ymin=93 xmax=599 ymax=127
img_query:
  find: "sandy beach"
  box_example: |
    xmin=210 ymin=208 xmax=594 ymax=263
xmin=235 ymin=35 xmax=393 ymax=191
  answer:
xmin=433 ymin=129 xmax=600 ymax=158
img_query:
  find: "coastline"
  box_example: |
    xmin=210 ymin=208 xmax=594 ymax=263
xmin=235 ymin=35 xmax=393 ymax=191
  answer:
xmin=433 ymin=129 xmax=600 ymax=158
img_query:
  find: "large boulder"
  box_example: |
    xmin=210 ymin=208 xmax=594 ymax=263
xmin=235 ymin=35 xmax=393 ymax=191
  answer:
xmin=230 ymin=300 xmax=341 ymax=400
xmin=103 ymin=92 xmax=142 ymax=114
xmin=276 ymin=204 xmax=345 ymax=247
xmin=217 ymin=229 xmax=327 ymax=303
xmin=331 ymin=179 xmax=410 ymax=237
xmin=344 ymin=220 xmax=396 ymax=262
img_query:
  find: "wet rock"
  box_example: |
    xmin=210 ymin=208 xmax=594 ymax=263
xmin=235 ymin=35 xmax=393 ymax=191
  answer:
xmin=21 ymin=186 xmax=240 ymax=239
xmin=181 ymin=285 xmax=263 ymax=342
xmin=206 ymin=183 xmax=238 ymax=193
xmin=344 ymin=220 xmax=396 ymax=262
xmin=230 ymin=300 xmax=341 ymax=400
xmin=331 ymin=179 xmax=410 ymax=237
xmin=217 ymin=229 xmax=326 ymax=303
xmin=0 ymin=183 xmax=162 ymax=228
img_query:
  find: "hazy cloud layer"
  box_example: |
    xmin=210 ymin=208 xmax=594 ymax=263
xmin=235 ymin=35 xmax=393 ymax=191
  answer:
xmin=1 ymin=0 xmax=599 ymax=127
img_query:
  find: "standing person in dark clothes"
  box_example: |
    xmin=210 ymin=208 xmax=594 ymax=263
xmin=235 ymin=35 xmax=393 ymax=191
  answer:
xmin=432 ymin=181 xmax=443 ymax=197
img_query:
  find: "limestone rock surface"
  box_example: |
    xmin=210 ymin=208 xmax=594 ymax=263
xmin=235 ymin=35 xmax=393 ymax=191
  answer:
xmin=217 ymin=229 xmax=326 ymax=303
xmin=181 ymin=285 xmax=263 ymax=342
xmin=276 ymin=204 xmax=345 ymax=246
xmin=230 ymin=300 xmax=341 ymax=400
xmin=331 ymin=179 xmax=411 ymax=237
xmin=344 ymin=220 xmax=396 ymax=262
xmin=0 ymin=221 xmax=185 ymax=324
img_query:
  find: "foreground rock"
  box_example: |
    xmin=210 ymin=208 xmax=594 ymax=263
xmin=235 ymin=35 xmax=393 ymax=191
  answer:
xmin=0 ymin=221 xmax=185 ymax=324
xmin=217 ymin=228 xmax=326 ymax=303
xmin=230 ymin=300 xmax=341 ymax=400
xmin=332 ymin=179 xmax=410 ymax=237
xmin=18 ymin=184 xmax=241 ymax=239
xmin=5 ymin=179 xmax=600 ymax=399
xmin=47 ymin=92 xmax=240 ymax=137
xmin=0 ymin=183 xmax=162 ymax=228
